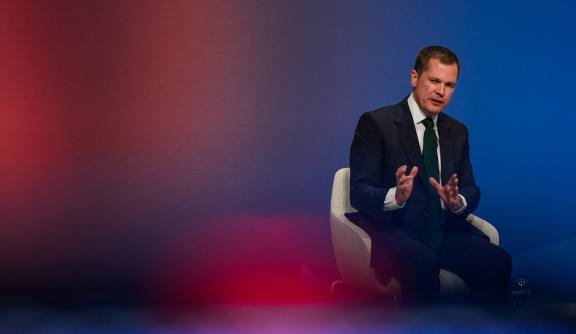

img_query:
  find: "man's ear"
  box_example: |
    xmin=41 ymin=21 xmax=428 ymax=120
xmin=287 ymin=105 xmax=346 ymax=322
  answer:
xmin=410 ymin=70 xmax=418 ymax=88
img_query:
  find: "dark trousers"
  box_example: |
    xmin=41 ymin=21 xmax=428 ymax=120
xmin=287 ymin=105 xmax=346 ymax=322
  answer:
xmin=346 ymin=212 xmax=512 ymax=302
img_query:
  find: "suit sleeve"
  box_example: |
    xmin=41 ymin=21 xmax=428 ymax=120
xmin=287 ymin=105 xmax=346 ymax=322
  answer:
xmin=349 ymin=112 xmax=391 ymax=216
xmin=453 ymin=125 xmax=480 ymax=217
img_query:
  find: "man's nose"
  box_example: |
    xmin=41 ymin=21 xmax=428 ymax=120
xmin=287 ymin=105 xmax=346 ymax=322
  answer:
xmin=435 ymin=84 xmax=445 ymax=96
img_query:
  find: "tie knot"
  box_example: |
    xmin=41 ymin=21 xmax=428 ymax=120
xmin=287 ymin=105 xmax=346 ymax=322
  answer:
xmin=422 ymin=118 xmax=434 ymax=129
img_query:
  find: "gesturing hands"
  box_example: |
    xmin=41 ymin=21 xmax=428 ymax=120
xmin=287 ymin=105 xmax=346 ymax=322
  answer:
xmin=429 ymin=174 xmax=463 ymax=212
xmin=394 ymin=165 xmax=418 ymax=205
xmin=394 ymin=167 xmax=464 ymax=211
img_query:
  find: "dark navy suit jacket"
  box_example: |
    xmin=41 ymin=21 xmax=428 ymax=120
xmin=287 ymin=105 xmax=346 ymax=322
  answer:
xmin=348 ymin=97 xmax=484 ymax=246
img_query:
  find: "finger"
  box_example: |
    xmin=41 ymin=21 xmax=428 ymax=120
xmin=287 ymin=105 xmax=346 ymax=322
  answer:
xmin=428 ymin=177 xmax=442 ymax=191
xmin=446 ymin=182 xmax=459 ymax=200
xmin=448 ymin=173 xmax=458 ymax=186
xmin=399 ymin=174 xmax=415 ymax=186
xmin=452 ymin=180 xmax=459 ymax=191
xmin=395 ymin=165 xmax=407 ymax=179
xmin=397 ymin=180 xmax=407 ymax=189
xmin=450 ymin=179 xmax=459 ymax=191
xmin=398 ymin=178 xmax=414 ymax=190
xmin=447 ymin=188 xmax=458 ymax=201
xmin=399 ymin=170 xmax=417 ymax=182
xmin=398 ymin=177 xmax=409 ymax=187
xmin=446 ymin=184 xmax=455 ymax=196
xmin=398 ymin=167 xmax=417 ymax=183
xmin=398 ymin=185 xmax=412 ymax=197
xmin=429 ymin=177 xmax=448 ymax=202
xmin=436 ymin=189 xmax=448 ymax=203
xmin=398 ymin=183 xmax=410 ymax=192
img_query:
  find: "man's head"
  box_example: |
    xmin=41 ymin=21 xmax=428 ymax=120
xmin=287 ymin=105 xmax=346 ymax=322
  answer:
xmin=411 ymin=46 xmax=460 ymax=117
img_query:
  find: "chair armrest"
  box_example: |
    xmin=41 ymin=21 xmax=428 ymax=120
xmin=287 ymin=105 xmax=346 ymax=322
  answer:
xmin=330 ymin=210 xmax=401 ymax=295
xmin=330 ymin=210 xmax=372 ymax=285
xmin=466 ymin=214 xmax=499 ymax=246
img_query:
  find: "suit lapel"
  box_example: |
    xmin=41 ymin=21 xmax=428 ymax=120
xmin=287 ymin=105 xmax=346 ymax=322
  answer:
xmin=437 ymin=114 xmax=454 ymax=184
xmin=395 ymin=100 xmax=427 ymax=186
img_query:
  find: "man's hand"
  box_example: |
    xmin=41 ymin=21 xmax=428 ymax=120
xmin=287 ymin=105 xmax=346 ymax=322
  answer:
xmin=394 ymin=165 xmax=418 ymax=205
xmin=429 ymin=173 xmax=463 ymax=211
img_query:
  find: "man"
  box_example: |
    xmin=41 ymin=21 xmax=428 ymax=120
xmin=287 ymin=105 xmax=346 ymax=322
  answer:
xmin=346 ymin=46 xmax=511 ymax=302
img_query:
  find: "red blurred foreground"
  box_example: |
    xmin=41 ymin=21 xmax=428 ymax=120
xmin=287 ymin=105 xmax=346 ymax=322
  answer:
xmin=146 ymin=213 xmax=331 ymax=306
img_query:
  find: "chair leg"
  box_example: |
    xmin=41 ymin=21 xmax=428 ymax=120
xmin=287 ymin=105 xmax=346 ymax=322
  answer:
xmin=330 ymin=280 xmax=345 ymax=298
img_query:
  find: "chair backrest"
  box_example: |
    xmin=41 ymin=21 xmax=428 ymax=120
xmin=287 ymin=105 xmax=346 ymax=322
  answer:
xmin=330 ymin=168 xmax=357 ymax=215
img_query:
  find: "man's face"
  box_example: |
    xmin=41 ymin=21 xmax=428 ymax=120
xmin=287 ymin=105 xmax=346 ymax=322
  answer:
xmin=411 ymin=58 xmax=459 ymax=117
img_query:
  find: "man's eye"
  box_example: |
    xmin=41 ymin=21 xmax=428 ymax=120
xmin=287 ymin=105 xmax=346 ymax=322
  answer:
xmin=430 ymin=79 xmax=440 ymax=83
xmin=446 ymin=83 xmax=456 ymax=88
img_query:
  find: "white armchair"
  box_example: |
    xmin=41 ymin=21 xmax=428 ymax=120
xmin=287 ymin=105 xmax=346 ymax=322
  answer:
xmin=330 ymin=167 xmax=499 ymax=299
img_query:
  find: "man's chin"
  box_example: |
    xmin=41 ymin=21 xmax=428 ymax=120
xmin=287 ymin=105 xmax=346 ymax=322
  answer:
xmin=423 ymin=107 xmax=443 ymax=117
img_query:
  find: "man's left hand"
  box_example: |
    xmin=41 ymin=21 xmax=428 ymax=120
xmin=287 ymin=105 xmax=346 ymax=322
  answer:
xmin=429 ymin=173 xmax=463 ymax=212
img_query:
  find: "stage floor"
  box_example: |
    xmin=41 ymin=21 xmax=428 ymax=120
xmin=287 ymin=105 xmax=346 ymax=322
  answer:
xmin=1 ymin=303 xmax=575 ymax=333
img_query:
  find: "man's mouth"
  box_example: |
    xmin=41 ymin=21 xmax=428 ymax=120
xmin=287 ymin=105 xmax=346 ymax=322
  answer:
xmin=430 ymin=98 xmax=443 ymax=106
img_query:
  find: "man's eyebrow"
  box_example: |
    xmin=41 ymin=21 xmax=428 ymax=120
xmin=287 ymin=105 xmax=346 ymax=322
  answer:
xmin=429 ymin=76 xmax=457 ymax=85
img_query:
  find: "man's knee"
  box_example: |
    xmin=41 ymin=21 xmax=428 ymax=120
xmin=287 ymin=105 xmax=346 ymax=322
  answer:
xmin=490 ymin=245 xmax=512 ymax=280
xmin=413 ymin=248 xmax=439 ymax=277
xmin=395 ymin=241 xmax=440 ymax=293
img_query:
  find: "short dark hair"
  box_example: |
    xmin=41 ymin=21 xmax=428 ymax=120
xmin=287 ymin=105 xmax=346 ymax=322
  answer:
xmin=414 ymin=46 xmax=460 ymax=77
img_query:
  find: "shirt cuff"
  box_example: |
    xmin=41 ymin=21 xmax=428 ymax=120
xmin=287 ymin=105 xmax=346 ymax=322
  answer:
xmin=383 ymin=187 xmax=405 ymax=211
xmin=450 ymin=194 xmax=468 ymax=215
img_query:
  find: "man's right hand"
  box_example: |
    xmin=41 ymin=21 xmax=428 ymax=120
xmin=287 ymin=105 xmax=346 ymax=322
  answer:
xmin=394 ymin=165 xmax=418 ymax=206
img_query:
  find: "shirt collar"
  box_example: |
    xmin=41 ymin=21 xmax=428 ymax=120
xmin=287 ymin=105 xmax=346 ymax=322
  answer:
xmin=408 ymin=92 xmax=437 ymax=127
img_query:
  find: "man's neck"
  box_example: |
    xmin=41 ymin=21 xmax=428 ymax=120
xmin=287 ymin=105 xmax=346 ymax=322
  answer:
xmin=408 ymin=93 xmax=438 ymax=123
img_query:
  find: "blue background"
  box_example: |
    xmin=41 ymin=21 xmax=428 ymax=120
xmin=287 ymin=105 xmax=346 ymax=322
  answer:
xmin=287 ymin=0 xmax=576 ymax=254
xmin=242 ymin=0 xmax=576 ymax=299
xmin=1 ymin=0 xmax=574 ymax=303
